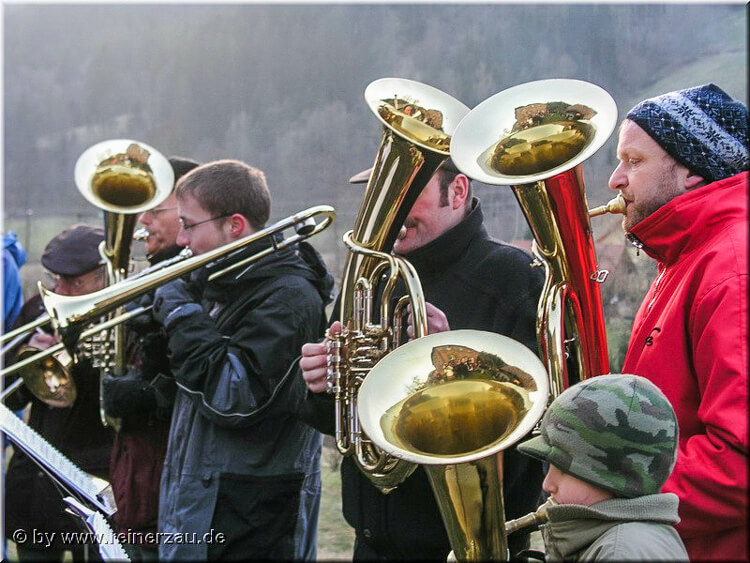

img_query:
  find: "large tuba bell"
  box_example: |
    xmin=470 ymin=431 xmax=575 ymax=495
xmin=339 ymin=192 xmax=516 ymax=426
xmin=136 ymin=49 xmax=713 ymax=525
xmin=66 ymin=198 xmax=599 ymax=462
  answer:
xmin=76 ymin=139 xmax=173 ymax=427
xmin=451 ymin=79 xmax=622 ymax=397
xmin=358 ymin=330 xmax=549 ymax=560
xmin=1 ymin=141 xmax=174 ymax=414
xmin=327 ymin=78 xmax=469 ymax=491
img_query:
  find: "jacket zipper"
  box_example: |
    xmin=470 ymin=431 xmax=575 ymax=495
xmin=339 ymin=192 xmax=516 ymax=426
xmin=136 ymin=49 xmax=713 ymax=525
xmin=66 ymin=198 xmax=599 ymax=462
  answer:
xmin=647 ymin=265 xmax=666 ymax=314
xmin=626 ymin=233 xmax=644 ymax=256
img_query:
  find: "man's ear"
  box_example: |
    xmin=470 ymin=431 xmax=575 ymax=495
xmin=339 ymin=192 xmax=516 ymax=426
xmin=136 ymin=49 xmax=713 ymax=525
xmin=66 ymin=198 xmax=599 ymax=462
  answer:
xmin=227 ymin=213 xmax=249 ymax=238
xmin=684 ymin=171 xmax=705 ymax=191
xmin=451 ymin=174 xmax=470 ymax=209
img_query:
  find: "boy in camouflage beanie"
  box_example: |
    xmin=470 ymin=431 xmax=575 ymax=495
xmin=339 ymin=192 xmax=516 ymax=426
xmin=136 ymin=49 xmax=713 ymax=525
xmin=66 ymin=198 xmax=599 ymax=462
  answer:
xmin=516 ymin=374 xmax=688 ymax=561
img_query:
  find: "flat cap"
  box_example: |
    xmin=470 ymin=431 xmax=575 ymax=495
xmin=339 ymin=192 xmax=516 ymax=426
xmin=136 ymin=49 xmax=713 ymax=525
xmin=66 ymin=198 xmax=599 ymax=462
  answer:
xmin=168 ymin=156 xmax=200 ymax=186
xmin=41 ymin=224 xmax=105 ymax=277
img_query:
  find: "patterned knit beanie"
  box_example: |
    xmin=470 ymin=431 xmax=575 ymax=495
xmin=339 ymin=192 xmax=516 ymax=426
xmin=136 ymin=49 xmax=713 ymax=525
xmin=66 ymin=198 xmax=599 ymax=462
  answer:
xmin=626 ymin=83 xmax=748 ymax=183
xmin=517 ymin=374 xmax=678 ymax=498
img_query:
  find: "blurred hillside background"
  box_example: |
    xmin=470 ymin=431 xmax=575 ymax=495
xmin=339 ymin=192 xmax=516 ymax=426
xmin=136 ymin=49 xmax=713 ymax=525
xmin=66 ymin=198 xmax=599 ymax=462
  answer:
xmin=4 ymin=2 xmax=746 ymax=369
xmin=1 ymin=3 xmax=747 ymax=559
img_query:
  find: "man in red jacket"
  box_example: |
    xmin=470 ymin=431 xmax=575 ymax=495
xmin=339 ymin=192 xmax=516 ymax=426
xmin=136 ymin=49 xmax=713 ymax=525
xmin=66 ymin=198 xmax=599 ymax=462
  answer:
xmin=608 ymin=83 xmax=748 ymax=562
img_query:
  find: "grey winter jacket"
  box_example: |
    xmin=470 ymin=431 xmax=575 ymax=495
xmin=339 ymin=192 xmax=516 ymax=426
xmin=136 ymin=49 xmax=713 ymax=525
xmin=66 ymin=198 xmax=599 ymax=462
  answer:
xmin=157 ymin=238 xmax=333 ymax=560
xmin=540 ymin=493 xmax=689 ymax=561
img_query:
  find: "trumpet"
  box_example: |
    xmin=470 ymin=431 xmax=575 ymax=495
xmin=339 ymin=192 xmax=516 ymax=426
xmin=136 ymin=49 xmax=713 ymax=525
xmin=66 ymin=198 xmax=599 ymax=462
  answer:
xmin=1 ymin=206 xmax=336 ymax=385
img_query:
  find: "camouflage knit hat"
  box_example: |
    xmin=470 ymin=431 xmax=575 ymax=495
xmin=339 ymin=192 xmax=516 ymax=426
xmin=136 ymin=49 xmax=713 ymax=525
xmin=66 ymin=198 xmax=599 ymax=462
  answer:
xmin=517 ymin=374 xmax=678 ymax=498
xmin=626 ymin=83 xmax=748 ymax=183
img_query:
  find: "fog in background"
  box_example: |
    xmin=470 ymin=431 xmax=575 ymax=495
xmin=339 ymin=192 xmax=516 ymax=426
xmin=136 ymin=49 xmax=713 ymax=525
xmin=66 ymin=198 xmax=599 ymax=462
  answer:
xmin=2 ymin=4 xmax=747 ymax=364
xmin=4 ymin=3 xmax=746 ymax=228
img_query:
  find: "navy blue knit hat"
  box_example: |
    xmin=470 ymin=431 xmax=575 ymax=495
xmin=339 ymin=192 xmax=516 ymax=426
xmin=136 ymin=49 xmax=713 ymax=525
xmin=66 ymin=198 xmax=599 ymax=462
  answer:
xmin=626 ymin=83 xmax=748 ymax=183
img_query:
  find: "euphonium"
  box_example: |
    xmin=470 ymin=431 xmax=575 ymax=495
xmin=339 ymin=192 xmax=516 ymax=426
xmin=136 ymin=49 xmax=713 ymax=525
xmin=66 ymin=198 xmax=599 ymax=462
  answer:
xmin=75 ymin=139 xmax=174 ymax=428
xmin=451 ymin=79 xmax=622 ymax=397
xmin=326 ymin=78 xmax=469 ymax=491
xmin=14 ymin=344 xmax=76 ymax=408
xmin=357 ymin=330 xmax=550 ymax=560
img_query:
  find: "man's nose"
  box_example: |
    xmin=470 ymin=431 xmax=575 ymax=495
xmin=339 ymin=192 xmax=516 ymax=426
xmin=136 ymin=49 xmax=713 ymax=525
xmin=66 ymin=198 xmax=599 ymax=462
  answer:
xmin=175 ymin=228 xmax=189 ymax=248
xmin=608 ymin=162 xmax=627 ymax=192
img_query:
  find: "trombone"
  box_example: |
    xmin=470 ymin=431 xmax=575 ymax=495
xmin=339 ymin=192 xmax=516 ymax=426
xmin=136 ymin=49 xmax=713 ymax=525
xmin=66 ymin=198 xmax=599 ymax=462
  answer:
xmin=1 ymin=205 xmax=336 ymax=381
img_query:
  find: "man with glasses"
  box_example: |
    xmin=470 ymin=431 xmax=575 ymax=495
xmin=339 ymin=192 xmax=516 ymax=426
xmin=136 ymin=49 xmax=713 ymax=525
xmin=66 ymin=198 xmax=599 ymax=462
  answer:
xmin=101 ymin=156 xmax=198 ymax=561
xmin=4 ymin=224 xmax=114 ymax=562
xmin=149 ymin=159 xmax=333 ymax=560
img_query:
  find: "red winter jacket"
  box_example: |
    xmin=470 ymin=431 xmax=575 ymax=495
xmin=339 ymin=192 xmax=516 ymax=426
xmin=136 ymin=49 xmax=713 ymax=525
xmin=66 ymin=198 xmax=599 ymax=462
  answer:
xmin=623 ymin=172 xmax=748 ymax=562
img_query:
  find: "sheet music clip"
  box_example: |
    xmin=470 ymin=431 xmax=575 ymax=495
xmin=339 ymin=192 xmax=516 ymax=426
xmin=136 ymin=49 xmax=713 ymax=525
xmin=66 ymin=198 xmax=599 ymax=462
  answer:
xmin=63 ymin=497 xmax=131 ymax=562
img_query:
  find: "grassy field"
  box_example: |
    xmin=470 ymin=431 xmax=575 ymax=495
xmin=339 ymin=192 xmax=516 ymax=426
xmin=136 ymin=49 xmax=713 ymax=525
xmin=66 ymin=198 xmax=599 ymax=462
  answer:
xmin=316 ymin=439 xmax=356 ymax=560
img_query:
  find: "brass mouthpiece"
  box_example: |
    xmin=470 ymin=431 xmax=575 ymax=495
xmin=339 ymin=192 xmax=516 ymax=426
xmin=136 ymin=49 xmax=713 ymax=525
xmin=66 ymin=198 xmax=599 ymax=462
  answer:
xmin=589 ymin=194 xmax=626 ymax=217
xmin=133 ymin=227 xmax=150 ymax=242
xmin=504 ymin=497 xmax=557 ymax=535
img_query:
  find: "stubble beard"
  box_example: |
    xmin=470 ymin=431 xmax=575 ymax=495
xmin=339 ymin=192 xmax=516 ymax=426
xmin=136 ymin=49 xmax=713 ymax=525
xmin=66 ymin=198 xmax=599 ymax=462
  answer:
xmin=623 ymin=162 xmax=682 ymax=233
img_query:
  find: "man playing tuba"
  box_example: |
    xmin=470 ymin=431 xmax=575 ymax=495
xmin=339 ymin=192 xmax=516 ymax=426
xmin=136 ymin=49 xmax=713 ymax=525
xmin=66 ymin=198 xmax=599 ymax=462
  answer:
xmin=300 ymin=160 xmax=545 ymax=560
xmin=608 ymin=83 xmax=748 ymax=561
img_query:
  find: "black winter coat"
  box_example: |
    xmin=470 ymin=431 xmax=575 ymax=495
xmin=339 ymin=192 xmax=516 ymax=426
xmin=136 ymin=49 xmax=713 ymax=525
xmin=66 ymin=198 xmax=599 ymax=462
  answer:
xmin=157 ymin=237 xmax=333 ymax=561
xmin=4 ymin=295 xmax=114 ymax=550
xmin=303 ymin=199 xmax=545 ymax=560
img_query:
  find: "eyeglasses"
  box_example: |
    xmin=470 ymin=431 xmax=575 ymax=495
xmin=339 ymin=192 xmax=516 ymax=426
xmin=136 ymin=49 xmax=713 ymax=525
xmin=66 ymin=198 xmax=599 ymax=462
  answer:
xmin=142 ymin=206 xmax=177 ymax=217
xmin=179 ymin=214 xmax=231 ymax=232
xmin=43 ymin=267 xmax=105 ymax=290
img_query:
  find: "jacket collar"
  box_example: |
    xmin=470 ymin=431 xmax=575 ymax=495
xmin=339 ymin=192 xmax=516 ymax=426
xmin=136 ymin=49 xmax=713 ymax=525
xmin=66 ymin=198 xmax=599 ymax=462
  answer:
xmin=400 ymin=197 xmax=485 ymax=274
xmin=627 ymin=171 xmax=748 ymax=264
xmin=541 ymin=493 xmax=680 ymax=558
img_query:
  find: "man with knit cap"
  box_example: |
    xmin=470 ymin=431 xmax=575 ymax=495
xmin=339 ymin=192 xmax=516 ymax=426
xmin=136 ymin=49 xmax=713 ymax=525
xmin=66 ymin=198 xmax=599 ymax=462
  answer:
xmin=517 ymin=374 xmax=689 ymax=561
xmin=608 ymin=83 xmax=748 ymax=561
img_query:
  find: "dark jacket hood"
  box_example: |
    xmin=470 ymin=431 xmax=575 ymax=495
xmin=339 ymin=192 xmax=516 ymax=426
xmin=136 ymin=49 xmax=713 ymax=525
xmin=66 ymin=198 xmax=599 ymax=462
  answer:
xmin=202 ymin=233 xmax=334 ymax=305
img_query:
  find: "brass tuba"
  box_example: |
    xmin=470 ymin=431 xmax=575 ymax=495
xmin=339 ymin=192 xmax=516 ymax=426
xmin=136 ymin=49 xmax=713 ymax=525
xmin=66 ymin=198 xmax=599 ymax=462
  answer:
xmin=75 ymin=139 xmax=174 ymax=428
xmin=357 ymin=330 xmax=549 ymax=560
xmin=451 ymin=79 xmax=623 ymax=397
xmin=327 ymin=78 xmax=469 ymax=491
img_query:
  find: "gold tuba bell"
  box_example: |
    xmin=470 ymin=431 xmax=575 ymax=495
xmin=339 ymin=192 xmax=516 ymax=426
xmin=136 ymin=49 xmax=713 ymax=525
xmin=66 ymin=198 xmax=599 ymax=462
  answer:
xmin=327 ymin=78 xmax=469 ymax=491
xmin=451 ymin=79 xmax=623 ymax=396
xmin=356 ymin=79 xmax=625 ymax=561
xmin=75 ymin=139 xmax=174 ymax=427
xmin=357 ymin=330 xmax=549 ymax=560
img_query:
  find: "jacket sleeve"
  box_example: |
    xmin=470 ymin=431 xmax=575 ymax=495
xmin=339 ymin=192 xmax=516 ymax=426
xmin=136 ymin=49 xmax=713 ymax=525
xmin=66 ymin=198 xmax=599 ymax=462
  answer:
xmin=298 ymin=389 xmax=336 ymax=435
xmin=164 ymin=278 xmax=324 ymax=429
xmin=665 ymin=273 xmax=748 ymax=538
xmin=493 ymin=256 xmax=544 ymax=355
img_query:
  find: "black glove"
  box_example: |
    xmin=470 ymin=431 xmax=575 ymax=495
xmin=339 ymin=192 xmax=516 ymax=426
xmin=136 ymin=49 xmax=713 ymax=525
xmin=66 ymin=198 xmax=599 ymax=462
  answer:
xmin=139 ymin=332 xmax=172 ymax=379
xmin=152 ymin=279 xmax=203 ymax=329
xmin=102 ymin=371 xmax=157 ymax=418
xmin=124 ymin=292 xmax=160 ymax=335
xmin=150 ymin=372 xmax=178 ymax=421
